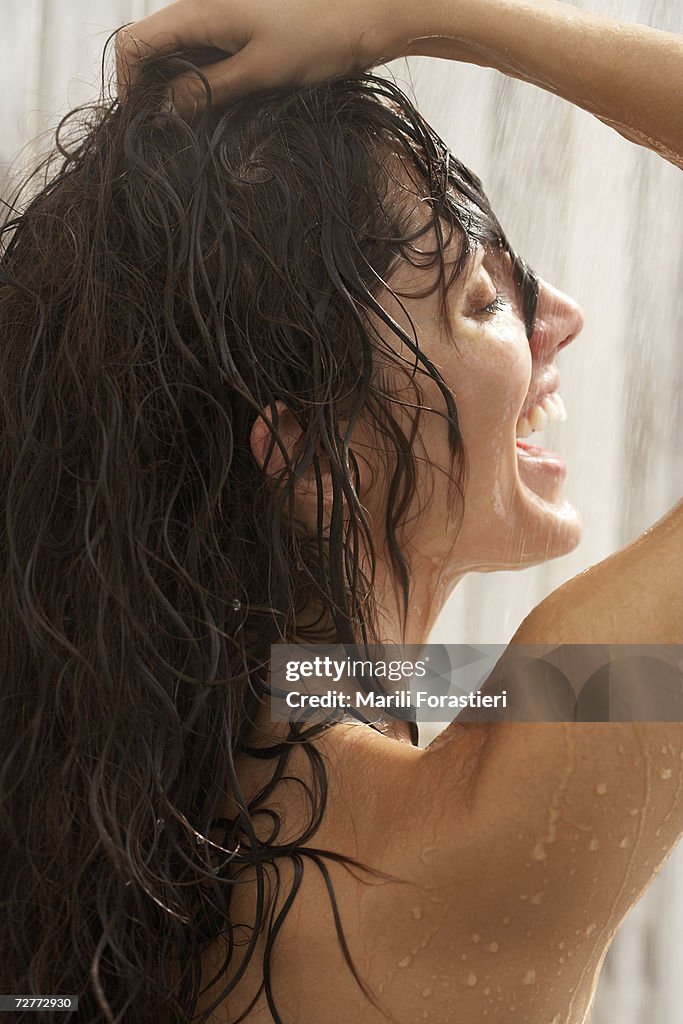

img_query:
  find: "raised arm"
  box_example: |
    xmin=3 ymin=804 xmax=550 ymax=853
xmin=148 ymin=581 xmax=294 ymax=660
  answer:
xmin=421 ymin=500 xmax=683 ymax=963
xmin=116 ymin=0 xmax=683 ymax=167
xmin=512 ymin=497 xmax=683 ymax=645
xmin=405 ymin=0 xmax=683 ymax=169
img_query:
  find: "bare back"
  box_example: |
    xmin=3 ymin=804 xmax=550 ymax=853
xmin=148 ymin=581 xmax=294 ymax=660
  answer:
xmin=194 ymin=717 xmax=675 ymax=1023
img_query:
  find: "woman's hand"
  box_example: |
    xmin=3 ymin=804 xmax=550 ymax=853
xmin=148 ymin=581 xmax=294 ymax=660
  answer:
xmin=116 ymin=0 xmax=682 ymax=166
xmin=115 ymin=0 xmax=414 ymax=117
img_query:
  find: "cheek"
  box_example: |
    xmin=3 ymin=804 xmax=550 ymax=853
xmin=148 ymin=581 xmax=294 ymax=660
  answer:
xmin=445 ymin=325 xmax=532 ymax=438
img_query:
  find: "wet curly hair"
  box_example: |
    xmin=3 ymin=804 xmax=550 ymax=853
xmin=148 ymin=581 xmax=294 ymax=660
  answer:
xmin=0 ymin=32 xmax=539 ymax=1024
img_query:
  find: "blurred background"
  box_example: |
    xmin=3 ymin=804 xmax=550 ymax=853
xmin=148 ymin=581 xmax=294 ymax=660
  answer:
xmin=2 ymin=0 xmax=682 ymax=1019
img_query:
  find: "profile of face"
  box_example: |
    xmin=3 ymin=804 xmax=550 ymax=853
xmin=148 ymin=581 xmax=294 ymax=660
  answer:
xmin=244 ymin=98 xmax=587 ymax=637
xmin=364 ymin=219 xmax=585 ymax=592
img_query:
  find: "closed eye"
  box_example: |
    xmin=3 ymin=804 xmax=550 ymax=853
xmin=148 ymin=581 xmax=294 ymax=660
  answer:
xmin=479 ymin=295 xmax=506 ymax=317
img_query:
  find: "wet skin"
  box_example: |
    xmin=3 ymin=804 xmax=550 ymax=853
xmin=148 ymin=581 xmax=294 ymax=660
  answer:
xmin=196 ymin=715 xmax=683 ymax=1024
xmin=195 ymin=217 xmax=682 ymax=1023
xmin=359 ymin=224 xmax=586 ymax=645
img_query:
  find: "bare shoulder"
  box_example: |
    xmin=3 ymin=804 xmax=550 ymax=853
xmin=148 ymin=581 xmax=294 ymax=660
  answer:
xmin=406 ymin=502 xmax=683 ymax=944
xmin=312 ymin=719 xmax=493 ymax=879
xmin=240 ymin=708 xmax=683 ymax=945
xmin=218 ymin=717 xmax=683 ymax=1022
xmin=420 ymin=710 xmax=683 ymax=950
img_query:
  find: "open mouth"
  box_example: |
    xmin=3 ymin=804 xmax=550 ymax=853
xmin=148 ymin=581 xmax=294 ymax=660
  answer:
xmin=515 ymin=391 xmax=567 ymax=469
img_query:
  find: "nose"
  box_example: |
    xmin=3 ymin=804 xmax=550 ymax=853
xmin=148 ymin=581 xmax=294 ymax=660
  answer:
xmin=528 ymin=279 xmax=585 ymax=361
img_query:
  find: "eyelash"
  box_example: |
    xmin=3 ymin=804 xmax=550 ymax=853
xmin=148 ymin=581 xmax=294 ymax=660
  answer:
xmin=479 ymin=295 xmax=505 ymax=316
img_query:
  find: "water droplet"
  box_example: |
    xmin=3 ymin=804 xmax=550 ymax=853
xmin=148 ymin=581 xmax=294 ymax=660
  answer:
xmin=421 ymin=987 xmax=432 ymax=998
xmin=398 ymin=955 xmax=412 ymax=968
xmin=488 ymin=942 xmax=499 ymax=952
xmin=460 ymin=953 xmax=468 ymax=961
xmin=558 ymin=942 xmax=565 ymax=950
xmin=483 ymin=987 xmax=492 ymax=996
xmin=502 ymin=916 xmax=511 ymax=925
xmin=231 ymin=598 xmax=241 ymax=611
xmin=466 ymin=972 xmax=478 ymax=987
xmin=619 ymin=836 xmax=631 ymax=848
xmin=660 ymin=767 xmax=673 ymax=780
xmin=568 ymin=867 xmax=576 ymax=876
xmin=519 ymin=893 xmax=528 ymax=901
xmin=589 ymin=837 xmax=600 ymax=851
xmin=523 ymin=969 xmax=536 ymax=985
xmin=629 ymin=807 xmax=641 ymax=816
xmin=471 ymin=932 xmax=481 ymax=943
xmin=412 ymin=906 xmax=423 ymax=920
xmin=585 ymin=923 xmax=596 ymax=936
xmin=595 ymin=782 xmax=608 ymax=795
xmin=530 ymin=892 xmax=544 ymax=905
xmin=195 ymin=833 xmax=206 ymax=845
xmin=156 ymin=818 xmax=165 ymax=827
xmin=532 ymin=842 xmax=546 ymax=861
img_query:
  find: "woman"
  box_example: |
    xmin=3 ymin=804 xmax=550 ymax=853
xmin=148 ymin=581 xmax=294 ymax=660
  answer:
xmin=1 ymin=1 xmax=681 ymax=1022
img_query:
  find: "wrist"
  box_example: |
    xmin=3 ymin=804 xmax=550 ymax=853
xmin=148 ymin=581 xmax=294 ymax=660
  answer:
xmin=389 ymin=0 xmax=515 ymax=70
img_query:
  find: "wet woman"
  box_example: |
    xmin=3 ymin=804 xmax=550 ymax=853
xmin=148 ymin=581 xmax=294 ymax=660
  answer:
xmin=1 ymin=0 xmax=681 ymax=1021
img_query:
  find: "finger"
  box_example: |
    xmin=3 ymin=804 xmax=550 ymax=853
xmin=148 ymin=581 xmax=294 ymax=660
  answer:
xmin=167 ymin=45 xmax=294 ymax=118
xmin=115 ymin=0 xmax=244 ymax=101
xmin=116 ymin=23 xmax=181 ymax=103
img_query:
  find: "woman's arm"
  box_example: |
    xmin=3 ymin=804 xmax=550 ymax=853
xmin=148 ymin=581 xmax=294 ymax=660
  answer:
xmin=117 ymin=0 xmax=683 ymax=166
xmin=423 ymin=500 xmax=683 ymax=957
xmin=407 ymin=0 xmax=683 ymax=169
xmin=513 ymin=497 xmax=683 ymax=644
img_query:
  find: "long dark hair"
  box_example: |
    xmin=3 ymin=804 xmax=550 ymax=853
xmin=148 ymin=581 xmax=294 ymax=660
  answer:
xmin=0 ymin=34 xmax=539 ymax=1023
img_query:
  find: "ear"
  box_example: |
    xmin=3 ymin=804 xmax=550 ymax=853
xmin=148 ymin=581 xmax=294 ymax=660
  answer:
xmin=249 ymin=400 xmax=303 ymax=478
xmin=249 ymin=402 xmax=332 ymax=518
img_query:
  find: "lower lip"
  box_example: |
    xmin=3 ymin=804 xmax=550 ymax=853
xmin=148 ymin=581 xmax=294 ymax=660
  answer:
xmin=516 ymin=439 xmax=567 ymax=476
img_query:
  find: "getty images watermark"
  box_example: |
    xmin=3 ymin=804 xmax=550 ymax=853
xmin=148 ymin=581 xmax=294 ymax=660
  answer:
xmin=269 ymin=644 xmax=683 ymax=725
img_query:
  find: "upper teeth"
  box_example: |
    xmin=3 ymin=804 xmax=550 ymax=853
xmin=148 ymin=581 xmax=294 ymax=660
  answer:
xmin=516 ymin=392 xmax=567 ymax=438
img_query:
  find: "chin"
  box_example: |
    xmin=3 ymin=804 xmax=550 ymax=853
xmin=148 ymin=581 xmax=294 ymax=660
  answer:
xmin=468 ymin=487 xmax=583 ymax=573
xmin=512 ymin=491 xmax=584 ymax=568
xmin=457 ymin=507 xmax=582 ymax=574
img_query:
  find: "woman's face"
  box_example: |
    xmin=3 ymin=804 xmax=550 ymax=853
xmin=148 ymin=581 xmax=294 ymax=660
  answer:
xmin=368 ymin=223 xmax=585 ymax=584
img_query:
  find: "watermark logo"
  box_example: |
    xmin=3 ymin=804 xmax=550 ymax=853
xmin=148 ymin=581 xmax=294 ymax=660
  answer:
xmin=269 ymin=643 xmax=683 ymax=725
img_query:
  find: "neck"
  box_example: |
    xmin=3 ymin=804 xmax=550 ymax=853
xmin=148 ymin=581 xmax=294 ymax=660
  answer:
xmin=372 ymin=548 xmax=466 ymax=646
